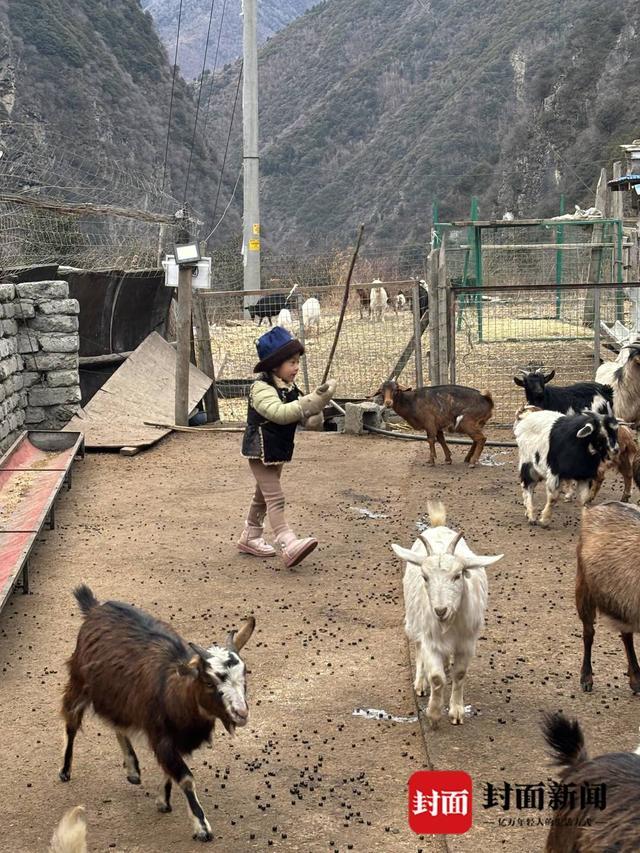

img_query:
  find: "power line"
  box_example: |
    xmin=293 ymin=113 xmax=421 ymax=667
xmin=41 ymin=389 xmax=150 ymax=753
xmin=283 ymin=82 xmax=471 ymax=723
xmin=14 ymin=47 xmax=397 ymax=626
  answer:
xmin=161 ymin=0 xmax=184 ymax=192
xmin=201 ymin=0 xmax=229 ymax=139
xmin=204 ymin=166 xmax=242 ymax=241
xmin=204 ymin=61 xmax=243 ymax=243
xmin=183 ymin=0 xmax=218 ymax=206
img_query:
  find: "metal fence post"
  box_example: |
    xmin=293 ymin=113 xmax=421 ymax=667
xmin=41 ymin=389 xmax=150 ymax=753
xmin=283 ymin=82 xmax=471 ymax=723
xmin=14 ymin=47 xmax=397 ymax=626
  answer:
xmin=593 ymin=285 xmax=601 ymax=378
xmin=297 ymin=307 xmax=310 ymax=393
xmin=427 ymin=249 xmax=439 ymax=383
xmin=412 ymin=279 xmax=424 ymax=387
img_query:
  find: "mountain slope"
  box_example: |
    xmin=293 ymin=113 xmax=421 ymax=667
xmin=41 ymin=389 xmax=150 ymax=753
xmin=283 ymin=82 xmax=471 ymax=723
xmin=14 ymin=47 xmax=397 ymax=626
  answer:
xmin=211 ymin=0 xmax=640 ymax=248
xmin=144 ymin=0 xmax=319 ymax=80
xmin=1 ymin=0 xmax=239 ymax=257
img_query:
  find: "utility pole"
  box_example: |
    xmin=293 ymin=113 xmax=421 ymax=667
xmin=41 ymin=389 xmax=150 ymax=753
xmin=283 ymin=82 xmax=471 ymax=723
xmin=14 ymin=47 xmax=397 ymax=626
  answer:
xmin=242 ymin=0 xmax=261 ymax=303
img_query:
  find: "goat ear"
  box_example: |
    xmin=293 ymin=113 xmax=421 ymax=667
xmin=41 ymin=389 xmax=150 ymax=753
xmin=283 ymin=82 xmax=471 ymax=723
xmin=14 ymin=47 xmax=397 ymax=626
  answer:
xmin=462 ymin=553 xmax=504 ymax=570
xmin=399 ymin=385 xmax=412 ymax=392
xmin=576 ymin=423 xmax=594 ymax=438
xmin=542 ymin=370 xmax=555 ymax=383
xmin=228 ymin=616 xmax=256 ymax=652
xmin=391 ymin=543 xmax=423 ymax=566
xmin=178 ymin=655 xmax=202 ymax=678
xmin=513 ymin=376 xmax=525 ymax=387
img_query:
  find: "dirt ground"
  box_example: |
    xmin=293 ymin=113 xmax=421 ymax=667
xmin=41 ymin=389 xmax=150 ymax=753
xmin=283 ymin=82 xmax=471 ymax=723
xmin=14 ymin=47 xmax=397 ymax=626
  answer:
xmin=0 ymin=429 xmax=637 ymax=852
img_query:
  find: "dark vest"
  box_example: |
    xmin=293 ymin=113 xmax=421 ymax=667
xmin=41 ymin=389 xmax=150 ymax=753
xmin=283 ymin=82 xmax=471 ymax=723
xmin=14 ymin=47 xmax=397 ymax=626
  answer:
xmin=241 ymin=374 xmax=301 ymax=464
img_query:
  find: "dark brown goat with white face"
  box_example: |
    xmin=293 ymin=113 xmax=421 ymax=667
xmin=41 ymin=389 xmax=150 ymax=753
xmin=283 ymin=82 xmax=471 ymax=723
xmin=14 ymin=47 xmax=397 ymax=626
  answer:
xmin=59 ymin=585 xmax=255 ymax=843
xmin=542 ymin=711 xmax=640 ymax=852
xmin=376 ymin=380 xmax=494 ymax=466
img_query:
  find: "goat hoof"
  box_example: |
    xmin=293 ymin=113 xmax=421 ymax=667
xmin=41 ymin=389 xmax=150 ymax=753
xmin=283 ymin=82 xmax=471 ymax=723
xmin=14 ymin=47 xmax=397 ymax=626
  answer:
xmin=193 ymin=830 xmax=213 ymax=843
xmin=622 ymin=495 xmax=631 ymax=503
xmin=127 ymin=773 xmax=141 ymax=785
xmin=59 ymin=769 xmax=71 ymax=782
xmin=156 ymin=801 xmax=172 ymax=813
xmin=581 ymin=679 xmax=593 ymax=693
xmin=445 ymin=459 xmax=452 ymax=465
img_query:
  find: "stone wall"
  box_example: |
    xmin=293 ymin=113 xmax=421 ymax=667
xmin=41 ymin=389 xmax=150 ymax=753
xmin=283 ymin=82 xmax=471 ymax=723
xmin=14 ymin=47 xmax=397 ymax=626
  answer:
xmin=0 ymin=280 xmax=81 ymax=454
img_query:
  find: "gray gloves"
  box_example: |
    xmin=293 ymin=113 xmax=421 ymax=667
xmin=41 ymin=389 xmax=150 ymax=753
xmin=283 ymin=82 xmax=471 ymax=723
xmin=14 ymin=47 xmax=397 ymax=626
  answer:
xmin=299 ymin=379 xmax=337 ymax=417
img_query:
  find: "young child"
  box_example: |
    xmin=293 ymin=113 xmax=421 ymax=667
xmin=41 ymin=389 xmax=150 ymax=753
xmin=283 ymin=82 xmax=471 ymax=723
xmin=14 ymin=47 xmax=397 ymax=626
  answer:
xmin=239 ymin=326 xmax=337 ymax=568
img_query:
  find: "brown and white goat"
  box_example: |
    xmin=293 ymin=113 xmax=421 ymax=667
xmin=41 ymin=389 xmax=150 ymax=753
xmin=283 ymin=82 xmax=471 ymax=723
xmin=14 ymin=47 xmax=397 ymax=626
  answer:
xmin=596 ymin=342 xmax=640 ymax=425
xmin=59 ymin=585 xmax=255 ymax=843
xmin=542 ymin=711 xmax=640 ymax=852
xmin=577 ymin=502 xmax=640 ymax=694
xmin=377 ymin=380 xmax=494 ymax=466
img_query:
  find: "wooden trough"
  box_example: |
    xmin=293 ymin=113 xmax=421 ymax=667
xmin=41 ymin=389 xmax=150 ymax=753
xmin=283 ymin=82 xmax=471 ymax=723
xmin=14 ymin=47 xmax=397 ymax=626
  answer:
xmin=0 ymin=430 xmax=84 ymax=611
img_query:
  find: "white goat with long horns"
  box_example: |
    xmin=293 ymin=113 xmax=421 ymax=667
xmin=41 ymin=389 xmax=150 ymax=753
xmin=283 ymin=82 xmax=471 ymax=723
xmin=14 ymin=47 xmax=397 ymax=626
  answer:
xmin=391 ymin=502 xmax=503 ymax=728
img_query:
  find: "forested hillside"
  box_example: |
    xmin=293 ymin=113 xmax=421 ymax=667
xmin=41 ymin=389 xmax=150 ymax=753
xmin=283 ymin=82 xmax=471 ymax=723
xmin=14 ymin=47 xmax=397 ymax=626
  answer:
xmin=1 ymin=0 xmax=239 ymax=246
xmin=209 ymin=0 xmax=640 ymax=248
xmin=145 ymin=0 xmax=319 ymax=79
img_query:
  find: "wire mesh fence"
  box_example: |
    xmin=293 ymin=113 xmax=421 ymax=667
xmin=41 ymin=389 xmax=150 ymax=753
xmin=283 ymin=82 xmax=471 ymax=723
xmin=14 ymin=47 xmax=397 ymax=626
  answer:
xmin=451 ymin=282 xmax=634 ymax=425
xmin=196 ymin=282 xmax=430 ymax=421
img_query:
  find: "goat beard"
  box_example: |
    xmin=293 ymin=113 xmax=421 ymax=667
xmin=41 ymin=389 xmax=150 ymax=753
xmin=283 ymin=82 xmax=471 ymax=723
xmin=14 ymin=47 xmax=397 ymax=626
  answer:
xmin=221 ymin=718 xmax=236 ymax=736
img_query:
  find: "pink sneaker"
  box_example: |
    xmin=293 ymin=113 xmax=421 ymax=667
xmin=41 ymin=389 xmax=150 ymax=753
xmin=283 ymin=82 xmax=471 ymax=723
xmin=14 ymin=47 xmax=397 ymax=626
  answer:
xmin=280 ymin=537 xmax=318 ymax=568
xmin=237 ymin=526 xmax=276 ymax=557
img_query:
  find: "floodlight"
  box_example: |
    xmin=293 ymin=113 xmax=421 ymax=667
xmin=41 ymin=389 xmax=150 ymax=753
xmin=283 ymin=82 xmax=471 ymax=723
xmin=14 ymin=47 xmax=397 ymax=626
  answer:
xmin=173 ymin=242 xmax=201 ymax=266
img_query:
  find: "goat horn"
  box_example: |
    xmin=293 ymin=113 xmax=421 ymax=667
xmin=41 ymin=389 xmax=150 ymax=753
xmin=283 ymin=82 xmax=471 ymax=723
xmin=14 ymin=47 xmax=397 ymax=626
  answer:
xmin=446 ymin=530 xmax=464 ymax=555
xmin=418 ymin=532 xmax=434 ymax=556
xmin=189 ymin=642 xmax=209 ymax=660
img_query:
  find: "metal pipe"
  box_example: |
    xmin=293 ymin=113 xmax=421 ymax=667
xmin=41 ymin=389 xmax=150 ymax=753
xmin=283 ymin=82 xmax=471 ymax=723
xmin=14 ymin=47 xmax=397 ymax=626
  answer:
xmin=363 ymin=423 xmax=517 ymax=448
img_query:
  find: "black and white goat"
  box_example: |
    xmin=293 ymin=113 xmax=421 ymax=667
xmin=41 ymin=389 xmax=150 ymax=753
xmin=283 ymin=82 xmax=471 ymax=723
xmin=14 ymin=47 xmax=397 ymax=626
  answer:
xmin=59 ymin=586 xmax=255 ymax=843
xmin=514 ymin=406 xmax=620 ymax=526
xmin=513 ymin=367 xmax=613 ymax=414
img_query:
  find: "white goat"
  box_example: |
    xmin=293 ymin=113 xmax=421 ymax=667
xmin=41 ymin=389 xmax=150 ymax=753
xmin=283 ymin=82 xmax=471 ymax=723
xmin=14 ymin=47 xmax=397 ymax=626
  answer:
xmin=370 ymin=282 xmax=388 ymax=322
xmin=391 ymin=502 xmax=503 ymax=728
xmin=302 ymin=297 xmax=321 ymax=337
xmin=49 ymin=806 xmax=87 ymax=853
xmin=276 ymin=308 xmax=293 ymax=330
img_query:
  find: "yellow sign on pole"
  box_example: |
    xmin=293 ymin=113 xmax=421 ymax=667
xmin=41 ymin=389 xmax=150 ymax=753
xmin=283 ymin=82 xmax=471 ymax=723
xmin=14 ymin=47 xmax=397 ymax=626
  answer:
xmin=249 ymin=239 xmax=261 ymax=251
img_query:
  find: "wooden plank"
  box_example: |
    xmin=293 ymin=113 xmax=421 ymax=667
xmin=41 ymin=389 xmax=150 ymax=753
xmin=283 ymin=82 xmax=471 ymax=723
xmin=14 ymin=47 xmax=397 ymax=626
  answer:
xmin=65 ymin=332 xmax=213 ymax=449
xmin=583 ymin=168 xmax=608 ymax=327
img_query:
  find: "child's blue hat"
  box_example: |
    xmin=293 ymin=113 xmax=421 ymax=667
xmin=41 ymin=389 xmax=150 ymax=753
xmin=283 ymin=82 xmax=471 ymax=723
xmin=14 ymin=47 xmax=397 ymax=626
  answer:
xmin=254 ymin=326 xmax=305 ymax=373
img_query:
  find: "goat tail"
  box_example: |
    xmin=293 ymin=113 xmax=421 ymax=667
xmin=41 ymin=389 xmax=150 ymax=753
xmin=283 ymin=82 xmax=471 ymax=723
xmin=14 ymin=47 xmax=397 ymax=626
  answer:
xmin=49 ymin=805 xmax=87 ymax=853
xmin=73 ymin=584 xmax=99 ymax=616
xmin=542 ymin=712 xmax=588 ymax=769
xmin=426 ymin=500 xmax=447 ymax=528
xmin=480 ymin=389 xmax=494 ymax=407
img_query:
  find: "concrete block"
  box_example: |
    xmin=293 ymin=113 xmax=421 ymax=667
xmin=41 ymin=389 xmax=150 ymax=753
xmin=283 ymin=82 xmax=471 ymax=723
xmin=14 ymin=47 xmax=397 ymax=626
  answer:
xmin=38 ymin=299 xmax=80 ymax=315
xmin=30 ymin=314 xmax=79 ymax=333
xmin=15 ymin=281 xmax=67 ymax=301
xmin=1 ymin=319 xmax=17 ymax=337
xmin=0 ymin=338 xmax=14 ymax=359
xmin=28 ymin=385 xmax=81 ymax=407
xmin=22 ymin=352 xmax=78 ymax=371
xmin=0 ymin=354 xmax=20 ymax=380
xmin=15 ymin=300 xmax=35 ymax=319
xmin=0 ymin=283 xmax=15 ymax=302
xmin=21 ymin=371 xmax=40 ymax=389
xmin=24 ymin=406 xmax=46 ymax=424
xmin=17 ymin=333 xmax=40 ymax=354
xmin=35 ymin=333 xmax=79 ymax=353
xmin=343 ymin=402 xmax=383 ymax=435
xmin=46 ymin=369 xmax=79 ymax=388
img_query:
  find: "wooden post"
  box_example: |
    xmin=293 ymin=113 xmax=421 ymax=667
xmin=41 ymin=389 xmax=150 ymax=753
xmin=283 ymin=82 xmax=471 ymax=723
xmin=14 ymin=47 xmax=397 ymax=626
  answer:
xmin=193 ymin=292 xmax=220 ymax=422
xmin=175 ymin=265 xmax=193 ymax=426
xmin=412 ymin=279 xmax=424 ymax=387
xmin=612 ymin=161 xmax=625 ymax=323
xmin=583 ymin=168 xmax=608 ymax=326
xmin=437 ymin=241 xmax=449 ymax=383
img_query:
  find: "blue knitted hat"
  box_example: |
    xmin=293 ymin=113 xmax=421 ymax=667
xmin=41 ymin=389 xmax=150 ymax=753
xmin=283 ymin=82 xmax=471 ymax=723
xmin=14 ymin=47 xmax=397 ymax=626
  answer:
xmin=254 ymin=326 xmax=304 ymax=373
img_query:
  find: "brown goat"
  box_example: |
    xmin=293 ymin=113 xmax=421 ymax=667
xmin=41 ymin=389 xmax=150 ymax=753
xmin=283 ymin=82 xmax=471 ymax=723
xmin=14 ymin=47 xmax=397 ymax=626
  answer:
xmin=590 ymin=423 xmax=640 ymax=502
xmin=59 ymin=585 xmax=255 ymax=842
xmin=377 ymin=380 xmax=493 ymax=466
xmin=542 ymin=711 xmax=640 ymax=852
xmin=356 ymin=287 xmax=370 ymax=319
xmin=577 ymin=502 xmax=640 ymax=694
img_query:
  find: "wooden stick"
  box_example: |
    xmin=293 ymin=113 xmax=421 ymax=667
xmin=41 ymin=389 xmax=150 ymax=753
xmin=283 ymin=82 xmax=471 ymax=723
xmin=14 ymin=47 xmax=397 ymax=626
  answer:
xmin=143 ymin=421 xmax=244 ymax=433
xmin=321 ymin=224 xmax=365 ymax=384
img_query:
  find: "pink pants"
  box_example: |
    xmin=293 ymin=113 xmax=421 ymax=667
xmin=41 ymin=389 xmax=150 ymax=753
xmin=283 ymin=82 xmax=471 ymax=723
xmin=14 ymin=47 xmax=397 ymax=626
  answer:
xmin=246 ymin=460 xmax=289 ymax=538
